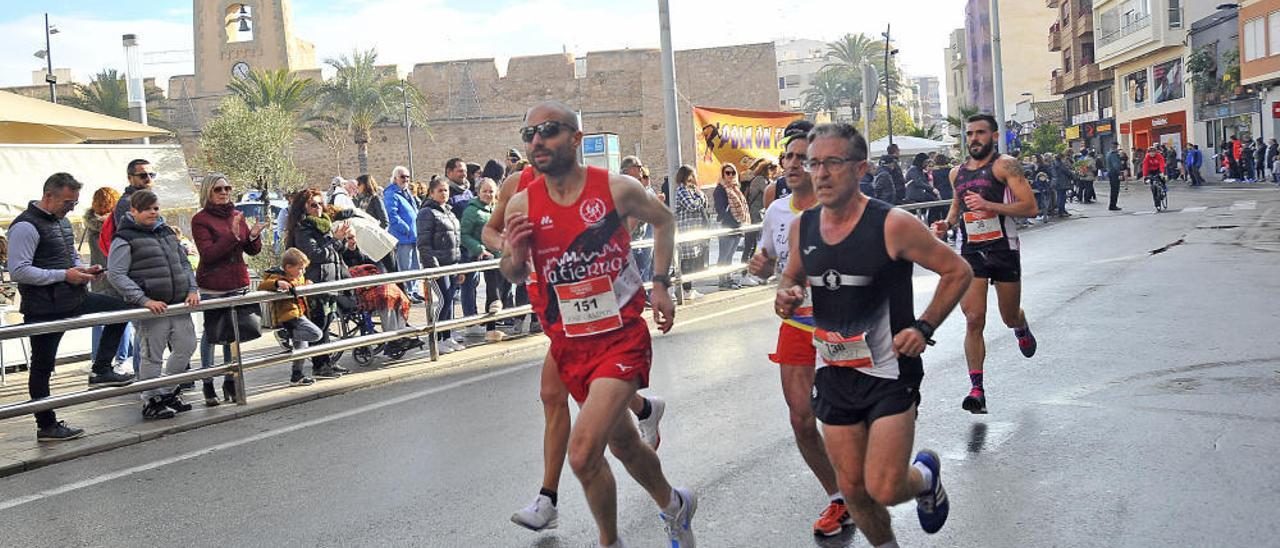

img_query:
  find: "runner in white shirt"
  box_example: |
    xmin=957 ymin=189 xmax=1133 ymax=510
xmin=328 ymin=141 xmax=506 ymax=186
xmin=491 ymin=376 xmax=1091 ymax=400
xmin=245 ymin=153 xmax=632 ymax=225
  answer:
xmin=748 ymin=130 xmax=850 ymax=538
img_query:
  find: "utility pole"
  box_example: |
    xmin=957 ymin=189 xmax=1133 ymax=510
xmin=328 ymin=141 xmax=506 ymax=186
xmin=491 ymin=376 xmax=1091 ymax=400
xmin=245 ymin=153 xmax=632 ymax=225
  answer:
xmin=658 ymin=0 xmax=682 ymax=210
xmin=990 ymin=0 xmax=1008 ymax=154
xmin=883 ymin=23 xmax=893 ymax=147
xmin=402 ymin=82 xmax=415 ymax=179
xmin=44 ymin=13 xmax=57 ymax=103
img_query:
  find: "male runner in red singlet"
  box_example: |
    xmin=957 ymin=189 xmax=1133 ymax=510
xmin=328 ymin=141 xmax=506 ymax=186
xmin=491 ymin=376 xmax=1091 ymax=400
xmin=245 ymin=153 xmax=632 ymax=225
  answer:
xmin=500 ymin=101 xmax=694 ymax=547
xmin=748 ymin=130 xmax=851 ymax=537
xmin=484 ymin=164 xmax=665 ymax=533
xmin=932 ymin=114 xmax=1039 ymax=414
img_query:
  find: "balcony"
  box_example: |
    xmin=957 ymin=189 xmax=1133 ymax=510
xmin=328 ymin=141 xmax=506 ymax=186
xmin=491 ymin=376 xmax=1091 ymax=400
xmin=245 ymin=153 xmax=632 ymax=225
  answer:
xmin=1050 ymin=63 xmax=1114 ymax=95
xmin=1049 ymin=22 xmax=1063 ymax=52
xmin=1097 ymin=13 xmax=1151 ymax=49
xmin=1073 ymin=9 xmax=1094 ymax=37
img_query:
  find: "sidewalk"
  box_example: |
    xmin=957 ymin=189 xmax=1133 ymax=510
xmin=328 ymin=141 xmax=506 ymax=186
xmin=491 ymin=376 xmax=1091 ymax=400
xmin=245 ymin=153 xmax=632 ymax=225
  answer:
xmin=0 ymin=279 xmax=768 ymax=478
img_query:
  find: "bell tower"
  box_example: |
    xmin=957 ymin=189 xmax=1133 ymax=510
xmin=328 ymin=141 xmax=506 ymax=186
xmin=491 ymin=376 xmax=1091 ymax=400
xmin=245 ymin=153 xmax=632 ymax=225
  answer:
xmin=192 ymin=0 xmax=316 ymax=95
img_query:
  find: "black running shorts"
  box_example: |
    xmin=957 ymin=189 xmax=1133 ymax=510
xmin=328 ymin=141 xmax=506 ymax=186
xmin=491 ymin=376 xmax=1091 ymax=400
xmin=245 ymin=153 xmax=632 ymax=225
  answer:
xmin=962 ymin=249 xmax=1021 ymax=283
xmin=811 ymin=367 xmax=922 ymax=427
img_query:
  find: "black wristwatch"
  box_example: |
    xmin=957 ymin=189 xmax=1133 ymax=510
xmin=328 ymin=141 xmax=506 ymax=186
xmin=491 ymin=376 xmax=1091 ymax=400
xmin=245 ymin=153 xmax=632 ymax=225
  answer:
xmin=651 ymin=274 xmax=672 ymax=288
xmin=913 ymin=319 xmax=937 ymax=346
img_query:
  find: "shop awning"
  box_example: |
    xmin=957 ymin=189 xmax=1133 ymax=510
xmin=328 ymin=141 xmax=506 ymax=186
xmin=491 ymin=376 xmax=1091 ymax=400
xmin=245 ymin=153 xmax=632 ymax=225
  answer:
xmin=0 ymin=90 xmax=169 ymax=144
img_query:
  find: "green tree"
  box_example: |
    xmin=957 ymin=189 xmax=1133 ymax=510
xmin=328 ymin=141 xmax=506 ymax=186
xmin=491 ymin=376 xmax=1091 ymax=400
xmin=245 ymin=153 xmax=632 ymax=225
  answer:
xmin=315 ymin=49 xmax=428 ymax=175
xmin=227 ymin=68 xmax=317 ymax=114
xmin=907 ymin=125 xmax=946 ymax=141
xmin=819 ymin=33 xmax=905 ymax=120
xmin=856 ymin=104 xmax=917 ymax=143
xmin=198 ymin=96 xmax=304 ymax=198
xmin=945 ymin=104 xmax=981 ymax=151
xmin=801 ymin=70 xmax=847 ymax=120
xmin=1024 ymin=123 xmax=1067 ymax=156
xmin=62 ymin=69 xmax=168 ymax=128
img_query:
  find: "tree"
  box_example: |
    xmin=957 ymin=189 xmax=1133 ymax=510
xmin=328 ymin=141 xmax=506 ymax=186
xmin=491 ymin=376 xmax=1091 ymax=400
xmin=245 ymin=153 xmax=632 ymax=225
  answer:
xmin=63 ymin=69 xmax=168 ymax=128
xmin=199 ymin=96 xmax=304 ymax=198
xmin=820 ymin=33 xmax=905 ymax=120
xmin=945 ymin=104 xmax=982 ymax=151
xmin=801 ymin=70 xmax=847 ymax=120
xmin=227 ymin=68 xmax=317 ymax=114
xmin=856 ymin=104 xmax=918 ymax=143
xmin=315 ymin=49 xmax=428 ymax=175
xmin=907 ymin=125 xmax=946 ymax=141
xmin=1024 ymin=123 xmax=1067 ymax=156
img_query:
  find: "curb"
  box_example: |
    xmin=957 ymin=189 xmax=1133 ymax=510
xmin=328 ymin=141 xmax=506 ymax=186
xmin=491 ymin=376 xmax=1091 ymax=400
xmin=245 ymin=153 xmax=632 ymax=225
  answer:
xmin=0 ymin=285 xmax=773 ymax=478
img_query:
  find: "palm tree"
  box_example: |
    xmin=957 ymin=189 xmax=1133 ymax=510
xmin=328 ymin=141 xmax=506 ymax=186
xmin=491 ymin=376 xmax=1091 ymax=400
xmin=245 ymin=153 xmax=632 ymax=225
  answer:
xmin=945 ymin=105 xmax=981 ymax=151
xmin=907 ymin=125 xmax=945 ymax=141
xmin=227 ymin=68 xmax=317 ymax=114
xmin=821 ymin=33 xmax=903 ymax=117
xmin=315 ymin=49 xmax=428 ymax=175
xmin=801 ymin=70 xmax=846 ymax=120
xmin=63 ymin=69 xmax=168 ymax=128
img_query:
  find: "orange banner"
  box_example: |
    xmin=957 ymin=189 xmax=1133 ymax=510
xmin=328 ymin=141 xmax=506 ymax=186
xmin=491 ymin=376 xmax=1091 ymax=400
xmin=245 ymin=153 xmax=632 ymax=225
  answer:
xmin=693 ymin=106 xmax=803 ymax=188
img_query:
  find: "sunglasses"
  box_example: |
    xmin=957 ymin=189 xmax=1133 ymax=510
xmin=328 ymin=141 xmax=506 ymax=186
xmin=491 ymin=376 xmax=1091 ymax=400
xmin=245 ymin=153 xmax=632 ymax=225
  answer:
xmin=723 ymin=169 xmax=736 ymax=175
xmin=132 ymin=172 xmax=157 ymax=179
xmin=520 ymin=120 xmax=576 ymax=143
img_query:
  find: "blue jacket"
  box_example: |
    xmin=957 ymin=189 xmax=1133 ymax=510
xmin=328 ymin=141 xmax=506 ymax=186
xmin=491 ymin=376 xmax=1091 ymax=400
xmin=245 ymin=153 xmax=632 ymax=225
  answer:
xmin=1185 ymin=148 xmax=1202 ymax=169
xmin=383 ymin=183 xmax=418 ymax=244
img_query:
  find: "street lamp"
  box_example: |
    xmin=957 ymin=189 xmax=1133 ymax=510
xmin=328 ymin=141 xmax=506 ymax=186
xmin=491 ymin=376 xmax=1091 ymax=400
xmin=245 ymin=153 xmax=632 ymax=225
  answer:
xmin=882 ymin=25 xmax=898 ymax=147
xmin=42 ymin=13 xmax=59 ymax=103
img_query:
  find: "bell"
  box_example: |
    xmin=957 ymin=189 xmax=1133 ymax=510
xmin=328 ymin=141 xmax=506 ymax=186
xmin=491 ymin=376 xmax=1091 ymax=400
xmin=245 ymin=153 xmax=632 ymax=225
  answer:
xmin=238 ymin=5 xmax=248 ymax=15
xmin=238 ymin=17 xmax=250 ymax=32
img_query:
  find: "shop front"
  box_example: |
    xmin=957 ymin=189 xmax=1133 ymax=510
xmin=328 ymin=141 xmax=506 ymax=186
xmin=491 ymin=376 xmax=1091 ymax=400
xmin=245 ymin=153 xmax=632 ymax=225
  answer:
xmin=1122 ymin=110 xmax=1186 ymax=153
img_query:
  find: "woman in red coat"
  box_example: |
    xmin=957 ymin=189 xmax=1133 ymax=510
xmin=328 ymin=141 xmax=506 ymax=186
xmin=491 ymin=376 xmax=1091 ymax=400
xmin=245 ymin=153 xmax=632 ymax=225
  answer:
xmin=191 ymin=174 xmax=265 ymax=405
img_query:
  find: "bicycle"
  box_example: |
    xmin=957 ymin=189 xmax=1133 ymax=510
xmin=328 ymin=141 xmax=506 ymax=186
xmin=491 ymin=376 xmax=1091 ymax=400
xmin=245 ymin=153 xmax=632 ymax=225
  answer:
xmin=1146 ymin=174 xmax=1168 ymax=212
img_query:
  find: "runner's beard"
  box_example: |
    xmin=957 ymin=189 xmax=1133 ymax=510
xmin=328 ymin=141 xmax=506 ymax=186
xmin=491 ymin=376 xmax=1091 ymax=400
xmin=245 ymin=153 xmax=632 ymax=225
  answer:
xmin=969 ymin=140 xmax=995 ymax=161
xmin=535 ymin=143 xmax=577 ymax=177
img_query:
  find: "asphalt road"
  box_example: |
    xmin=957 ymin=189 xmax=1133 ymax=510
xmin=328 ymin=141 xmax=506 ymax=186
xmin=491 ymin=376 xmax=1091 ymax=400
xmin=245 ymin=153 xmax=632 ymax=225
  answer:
xmin=0 ymin=184 xmax=1277 ymax=547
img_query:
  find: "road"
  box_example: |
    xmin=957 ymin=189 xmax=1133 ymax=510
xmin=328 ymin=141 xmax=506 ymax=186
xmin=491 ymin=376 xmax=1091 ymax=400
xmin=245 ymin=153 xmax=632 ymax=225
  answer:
xmin=0 ymin=184 xmax=1277 ymax=547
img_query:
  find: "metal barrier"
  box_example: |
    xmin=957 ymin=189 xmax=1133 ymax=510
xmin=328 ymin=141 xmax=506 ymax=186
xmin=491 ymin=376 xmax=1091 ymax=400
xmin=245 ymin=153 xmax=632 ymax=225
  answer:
xmin=0 ymin=199 xmax=947 ymax=423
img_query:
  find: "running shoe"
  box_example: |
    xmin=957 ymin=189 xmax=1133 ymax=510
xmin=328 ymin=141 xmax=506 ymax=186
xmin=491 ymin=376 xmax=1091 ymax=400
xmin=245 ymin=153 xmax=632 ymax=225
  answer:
xmin=660 ymin=487 xmax=697 ymax=547
xmin=913 ymin=450 xmax=949 ymax=534
xmin=436 ymin=339 xmax=457 ymax=354
xmin=290 ymin=371 xmax=315 ymax=386
xmin=88 ymin=370 xmax=135 ymax=388
xmin=510 ymin=494 xmax=558 ymax=531
xmin=638 ymin=396 xmax=665 ymax=449
xmin=36 ymin=420 xmax=85 ymax=442
xmin=143 ymin=397 xmax=176 ymax=420
xmin=1015 ymin=325 xmax=1037 ymax=358
xmin=812 ymin=500 xmax=853 ymax=537
xmin=962 ymin=387 xmax=987 ymax=414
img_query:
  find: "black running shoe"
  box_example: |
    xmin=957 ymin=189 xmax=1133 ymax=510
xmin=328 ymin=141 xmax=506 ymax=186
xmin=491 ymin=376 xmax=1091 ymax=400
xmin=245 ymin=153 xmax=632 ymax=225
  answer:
xmin=163 ymin=391 xmax=193 ymax=413
xmin=1015 ymin=325 xmax=1037 ymax=358
xmin=88 ymin=370 xmax=135 ymax=388
xmin=143 ymin=397 xmax=177 ymax=420
xmin=331 ymin=364 xmax=351 ymax=375
xmin=313 ymin=366 xmax=343 ymax=379
xmin=962 ymin=387 xmax=987 ymax=414
xmin=36 ymin=420 xmax=85 ymax=442
xmin=290 ymin=371 xmax=315 ymax=386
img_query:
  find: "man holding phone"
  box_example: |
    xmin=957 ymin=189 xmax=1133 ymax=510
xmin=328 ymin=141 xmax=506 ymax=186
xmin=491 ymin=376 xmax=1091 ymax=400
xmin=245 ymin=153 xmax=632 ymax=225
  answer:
xmin=8 ymin=173 xmax=136 ymax=442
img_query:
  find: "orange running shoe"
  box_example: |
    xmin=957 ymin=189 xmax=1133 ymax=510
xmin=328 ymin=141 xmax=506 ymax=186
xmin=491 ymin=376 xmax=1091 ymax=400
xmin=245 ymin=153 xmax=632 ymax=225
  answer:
xmin=813 ymin=500 xmax=853 ymax=536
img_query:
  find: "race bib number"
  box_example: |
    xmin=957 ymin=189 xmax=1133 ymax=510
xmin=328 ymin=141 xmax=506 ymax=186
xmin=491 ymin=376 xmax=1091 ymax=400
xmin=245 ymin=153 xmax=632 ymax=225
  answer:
xmin=963 ymin=211 xmax=1003 ymax=243
xmin=554 ymin=275 xmax=623 ymax=337
xmin=813 ymin=328 xmax=873 ymax=368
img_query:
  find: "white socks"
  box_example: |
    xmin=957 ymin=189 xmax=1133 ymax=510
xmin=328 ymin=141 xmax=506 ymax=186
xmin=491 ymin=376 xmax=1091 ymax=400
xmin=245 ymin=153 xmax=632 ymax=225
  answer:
xmin=913 ymin=461 xmax=934 ymax=495
xmin=662 ymin=488 xmax=681 ymax=515
xmin=830 ymin=491 xmax=845 ymax=503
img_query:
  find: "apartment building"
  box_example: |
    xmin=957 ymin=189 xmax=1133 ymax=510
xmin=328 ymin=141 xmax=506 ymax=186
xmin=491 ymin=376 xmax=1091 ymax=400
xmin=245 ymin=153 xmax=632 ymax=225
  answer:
xmin=1239 ymin=0 xmax=1280 ymax=140
xmin=1049 ymin=0 xmax=1117 ymax=153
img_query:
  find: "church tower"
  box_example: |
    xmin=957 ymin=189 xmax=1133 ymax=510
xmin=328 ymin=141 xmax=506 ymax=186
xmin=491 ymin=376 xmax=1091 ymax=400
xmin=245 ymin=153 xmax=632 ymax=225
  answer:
xmin=191 ymin=0 xmax=316 ymax=95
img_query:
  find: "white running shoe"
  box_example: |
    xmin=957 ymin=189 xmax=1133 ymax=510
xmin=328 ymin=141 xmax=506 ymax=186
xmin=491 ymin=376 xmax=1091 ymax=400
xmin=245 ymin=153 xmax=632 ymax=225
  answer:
xmin=436 ymin=339 xmax=456 ymax=354
xmin=685 ymin=289 xmax=703 ymax=301
xmin=638 ymin=396 xmax=665 ymax=449
xmin=511 ymin=494 xmax=559 ymax=531
xmin=465 ymin=325 xmax=486 ymax=337
xmin=660 ymin=487 xmax=697 ymax=547
xmin=739 ymin=274 xmax=762 ymax=287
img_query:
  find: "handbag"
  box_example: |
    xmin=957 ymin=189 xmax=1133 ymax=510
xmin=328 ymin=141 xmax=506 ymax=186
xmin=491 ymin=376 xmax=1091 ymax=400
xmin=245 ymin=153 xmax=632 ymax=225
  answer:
xmin=204 ymin=303 xmax=263 ymax=345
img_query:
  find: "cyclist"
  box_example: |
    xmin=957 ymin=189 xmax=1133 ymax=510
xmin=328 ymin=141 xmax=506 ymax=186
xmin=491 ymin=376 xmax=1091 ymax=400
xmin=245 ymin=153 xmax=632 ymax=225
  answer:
xmin=1141 ymin=147 xmax=1167 ymax=210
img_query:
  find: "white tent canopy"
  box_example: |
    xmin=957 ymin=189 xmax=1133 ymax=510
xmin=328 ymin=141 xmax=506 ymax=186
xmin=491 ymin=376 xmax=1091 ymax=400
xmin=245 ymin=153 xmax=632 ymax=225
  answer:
xmin=868 ymin=135 xmax=949 ymax=159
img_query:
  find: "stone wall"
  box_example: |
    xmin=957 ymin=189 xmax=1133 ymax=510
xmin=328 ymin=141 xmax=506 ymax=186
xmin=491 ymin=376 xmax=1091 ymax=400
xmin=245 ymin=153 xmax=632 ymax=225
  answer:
xmin=172 ymin=41 xmax=780 ymax=187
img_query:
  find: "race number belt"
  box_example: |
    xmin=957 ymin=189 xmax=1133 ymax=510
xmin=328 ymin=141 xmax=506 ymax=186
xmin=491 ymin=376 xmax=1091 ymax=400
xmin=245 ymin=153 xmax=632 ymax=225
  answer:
xmin=554 ymin=275 xmax=623 ymax=337
xmin=813 ymin=328 xmax=873 ymax=368
xmin=963 ymin=211 xmax=1003 ymax=243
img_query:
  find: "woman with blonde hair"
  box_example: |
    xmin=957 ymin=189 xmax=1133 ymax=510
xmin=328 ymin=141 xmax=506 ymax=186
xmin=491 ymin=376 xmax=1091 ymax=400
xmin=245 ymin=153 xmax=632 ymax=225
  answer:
xmin=84 ymin=187 xmax=135 ymax=370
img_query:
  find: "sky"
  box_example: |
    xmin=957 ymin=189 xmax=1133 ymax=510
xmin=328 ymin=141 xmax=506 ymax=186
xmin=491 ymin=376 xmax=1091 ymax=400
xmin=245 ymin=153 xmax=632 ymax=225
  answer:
xmin=0 ymin=0 xmax=966 ymax=108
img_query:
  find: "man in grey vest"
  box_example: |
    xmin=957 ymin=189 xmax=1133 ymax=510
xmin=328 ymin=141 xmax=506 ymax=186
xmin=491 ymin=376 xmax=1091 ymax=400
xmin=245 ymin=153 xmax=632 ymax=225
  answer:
xmin=8 ymin=173 xmax=135 ymax=442
xmin=107 ymin=190 xmax=200 ymax=420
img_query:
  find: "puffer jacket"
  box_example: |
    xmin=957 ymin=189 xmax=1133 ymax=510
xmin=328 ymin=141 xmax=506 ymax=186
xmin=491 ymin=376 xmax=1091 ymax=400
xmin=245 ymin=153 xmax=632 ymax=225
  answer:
xmin=290 ymin=216 xmax=362 ymax=284
xmin=459 ymin=198 xmax=496 ymax=259
xmin=415 ymin=200 xmax=461 ymax=268
xmin=259 ymin=267 xmax=308 ymax=324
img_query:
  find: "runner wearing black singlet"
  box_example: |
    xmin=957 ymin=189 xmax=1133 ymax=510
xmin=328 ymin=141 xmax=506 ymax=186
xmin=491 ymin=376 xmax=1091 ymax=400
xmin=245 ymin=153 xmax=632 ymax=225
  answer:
xmin=933 ymin=114 xmax=1040 ymax=415
xmin=776 ymin=123 xmax=972 ymax=545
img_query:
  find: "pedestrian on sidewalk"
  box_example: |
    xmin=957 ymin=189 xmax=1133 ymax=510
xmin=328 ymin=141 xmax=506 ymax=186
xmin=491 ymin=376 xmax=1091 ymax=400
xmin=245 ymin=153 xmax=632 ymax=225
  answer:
xmin=1256 ymin=138 xmax=1268 ymax=181
xmin=384 ymin=166 xmax=422 ymax=302
xmin=259 ymin=248 xmax=320 ymax=387
xmin=286 ymin=188 xmax=362 ymax=379
xmin=460 ymin=178 xmax=510 ymax=343
xmin=1051 ymin=153 xmax=1074 ymax=217
xmin=1186 ymin=144 xmax=1204 ymax=187
xmin=83 ymin=187 xmax=136 ymax=370
xmin=712 ymin=163 xmax=748 ymax=289
xmin=106 ymin=190 xmax=200 ymax=421
xmin=674 ymin=165 xmax=711 ymax=300
xmin=444 ymin=158 xmax=481 ymax=337
xmin=1106 ymin=143 xmax=1124 ymax=210
xmin=417 ymin=177 xmax=465 ymax=354
xmin=191 ymin=173 xmax=265 ymax=405
xmin=9 ymin=173 xmax=136 ymax=441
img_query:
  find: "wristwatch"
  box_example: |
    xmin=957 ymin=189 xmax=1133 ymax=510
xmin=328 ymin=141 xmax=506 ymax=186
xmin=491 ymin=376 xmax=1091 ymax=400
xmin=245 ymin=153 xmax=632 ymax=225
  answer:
xmin=651 ymin=274 xmax=672 ymax=288
xmin=912 ymin=319 xmax=937 ymax=346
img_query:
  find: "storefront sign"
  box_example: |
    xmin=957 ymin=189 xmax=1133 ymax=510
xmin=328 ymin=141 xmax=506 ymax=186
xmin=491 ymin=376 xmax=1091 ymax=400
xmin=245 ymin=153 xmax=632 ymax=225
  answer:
xmin=1272 ymin=101 xmax=1280 ymax=118
xmin=1096 ymin=122 xmax=1114 ymax=135
xmin=1196 ymin=98 xmax=1262 ymax=122
xmin=1151 ymin=117 xmax=1169 ymax=127
xmin=1064 ymin=125 xmax=1081 ymax=140
xmin=1072 ymin=111 xmax=1100 ymax=126
xmin=1120 ymin=122 xmax=1131 ymax=135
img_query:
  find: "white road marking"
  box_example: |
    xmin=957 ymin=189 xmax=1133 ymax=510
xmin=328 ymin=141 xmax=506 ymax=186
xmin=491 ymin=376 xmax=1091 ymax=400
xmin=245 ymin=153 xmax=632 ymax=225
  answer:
xmin=0 ymin=296 xmax=775 ymax=511
xmin=1133 ymin=210 xmax=1155 ymax=216
xmin=1181 ymin=206 xmax=1208 ymax=213
xmin=1231 ymin=200 xmax=1257 ymax=211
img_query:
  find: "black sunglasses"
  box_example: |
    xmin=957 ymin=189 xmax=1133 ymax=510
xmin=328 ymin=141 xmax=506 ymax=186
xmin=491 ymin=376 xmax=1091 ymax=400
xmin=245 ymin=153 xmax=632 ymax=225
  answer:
xmin=520 ymin=120 xmax=576 ymax=143
xmin=132 ymin=172 xmax=157 ymax=179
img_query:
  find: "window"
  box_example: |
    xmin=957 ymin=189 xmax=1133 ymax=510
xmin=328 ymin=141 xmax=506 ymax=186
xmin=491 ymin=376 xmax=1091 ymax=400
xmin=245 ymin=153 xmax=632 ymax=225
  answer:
xmin=1168 ymin=0 xmax=1180 ymax=29
xmin=1124 ymin=68 xmax=1148 ymax=110
xmin=1245 ymin=17 xmax=1265 ymax=61
xmin=1153 ymin=58 xmax=1183 ymax=103
xmin=782 ymin=74 xmax=800 ymax=89
xmin=1270 ymin=12 xmax=1280 ymax=56
xmin=574 ymin=57 xmax=586 ymax=79
xmin=1063 ymin=47 xmax=1073 ymax=73
xmin=1098 ymin=86 xmax=1114 ymax=111
xmin=779 ymin=77 xmax=786 ymax=90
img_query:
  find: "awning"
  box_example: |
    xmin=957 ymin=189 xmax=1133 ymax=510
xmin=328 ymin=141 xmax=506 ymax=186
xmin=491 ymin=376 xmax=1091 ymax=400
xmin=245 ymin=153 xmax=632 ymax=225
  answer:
xmin=0 ymin=90 xmax=169 ymax=144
